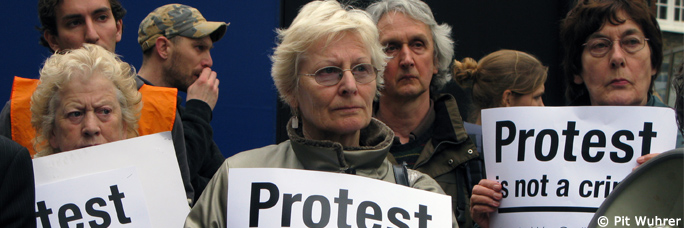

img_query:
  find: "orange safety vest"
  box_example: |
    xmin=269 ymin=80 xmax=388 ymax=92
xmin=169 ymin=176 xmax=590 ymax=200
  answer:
xmin=10 ymin=76 xmax=178 ymax=157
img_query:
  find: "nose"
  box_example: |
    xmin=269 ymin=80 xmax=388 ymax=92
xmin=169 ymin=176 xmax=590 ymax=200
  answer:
xmin=609 ymin=41 xmax=626 ymax=69
xmin=84 ymin=19 xmax=100 ymax=44
xmin=398 ymin=44 xmax=415 ymax=69
xmin=337 ymin=71 xmax=358 ymax=96
xmin=82 ymin=112 xmax=101 ymax=137
xmin=202 ymin=52 xmax=213 ymax=68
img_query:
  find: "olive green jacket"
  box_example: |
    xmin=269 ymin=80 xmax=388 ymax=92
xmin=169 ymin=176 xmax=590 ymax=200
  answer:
xmin=387 ymin=94 xmax=482 ymax=228
xmin=185 ymin=118 xmax=457 ymax=228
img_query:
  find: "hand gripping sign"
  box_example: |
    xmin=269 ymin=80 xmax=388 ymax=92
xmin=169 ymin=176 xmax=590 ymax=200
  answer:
xmin=481 ymin=106 xmax=677 ymax=228
xmin=33 ymin=132 xmax=190 ymax=227
xmin=227 ymin=168 xmax=452 ymax=228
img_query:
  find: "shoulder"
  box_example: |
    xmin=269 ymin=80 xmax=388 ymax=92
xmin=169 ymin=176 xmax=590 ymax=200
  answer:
xmin=408 ymin=168 xmax=446 ymax=194
xmin=226 ymin=141 xmax=295 ymax=168
xmin=647 ymin=94 xmax=670 ymax=107
xmin=0 ymin=136 xmax=28 ymax=159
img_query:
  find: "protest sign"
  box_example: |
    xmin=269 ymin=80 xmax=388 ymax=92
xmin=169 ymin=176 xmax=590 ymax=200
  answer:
xmin=481 ymin=106 xmax=677 ymax=228
xmin=226 ymin=168 xmax=452 ymax=228
xmin=33 ymin=132 xmax=190 ymax=227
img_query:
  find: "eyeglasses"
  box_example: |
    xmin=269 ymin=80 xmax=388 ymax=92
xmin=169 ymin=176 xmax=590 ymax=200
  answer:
xmin=582 ymin=35 xmax=649 ymax=58
xmin=302 ymin=63 xmax=376 ymax=86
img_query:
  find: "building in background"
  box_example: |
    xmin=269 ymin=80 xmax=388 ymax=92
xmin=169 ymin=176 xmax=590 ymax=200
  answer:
xmin=653 ymin=0 xmax=684 ymax=106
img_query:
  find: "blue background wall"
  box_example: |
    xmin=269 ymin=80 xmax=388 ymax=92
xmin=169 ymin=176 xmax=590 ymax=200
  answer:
xmin=0 ymin=0 xmax=281 ymax=158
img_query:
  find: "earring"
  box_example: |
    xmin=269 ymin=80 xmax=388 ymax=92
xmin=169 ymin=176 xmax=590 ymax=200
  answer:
xmin=292 ymin=115 xmax=299 ymax=129
xmin=291 ymin=108 xmax=299 ymax=129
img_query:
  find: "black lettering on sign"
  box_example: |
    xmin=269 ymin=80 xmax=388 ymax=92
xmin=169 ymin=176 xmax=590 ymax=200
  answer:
xmin=494 ymin=121 xmax=657 ymax=163
xmin=35 ymin=184 xmax=130 ymax=227
xmin=249 ymin=182 xmax=279 ymax=227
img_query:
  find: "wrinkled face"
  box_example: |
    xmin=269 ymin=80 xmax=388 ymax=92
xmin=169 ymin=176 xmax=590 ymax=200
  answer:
xmin=575 ymin=11 xmax=654 ymax=106
xmin=295 ymin=33 xmax=376 ymax=144
xmin=50 ymin=74 xmax=127 ymax=152
xmin=163 ymin=36 xmax=214 ymax=92
xmin=507 ymin=85 xmax=545 ymax=107
xmin=377 ymin=12 xmax=437 ymax=99
xmin=45 ymin=0 xmax=122 ymax=52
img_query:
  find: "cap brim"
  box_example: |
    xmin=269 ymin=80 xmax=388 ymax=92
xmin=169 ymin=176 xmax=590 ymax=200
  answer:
xmin=192 ymin=21 xmax=229 ymax=42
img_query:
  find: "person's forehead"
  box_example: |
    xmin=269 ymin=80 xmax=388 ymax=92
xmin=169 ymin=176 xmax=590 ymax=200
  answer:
xmin=377 ymin=12 xmax=431 ymax=39
xmin=591 ymin=11 xmax=645 ymax=37
xmin=55 ymin=0 xmax=111 ymax=17
xmin=378 ymin=12 xmax=428 ymax=29
xmin=59 ymin=75 xmax=118 ymax=97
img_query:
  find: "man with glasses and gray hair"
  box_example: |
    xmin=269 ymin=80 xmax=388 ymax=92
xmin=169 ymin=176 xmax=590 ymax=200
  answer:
xmin=366 ymin=0 xmax=481 ymax=227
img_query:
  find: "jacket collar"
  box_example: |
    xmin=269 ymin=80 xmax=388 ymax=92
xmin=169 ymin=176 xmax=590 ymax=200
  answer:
xmin=431 ymin=93 xmax=470 ymax=145
xmin=286 ymin=118 xmax=394 ymax=173
xmin=412 ymin=93 xmax=478 ymax=170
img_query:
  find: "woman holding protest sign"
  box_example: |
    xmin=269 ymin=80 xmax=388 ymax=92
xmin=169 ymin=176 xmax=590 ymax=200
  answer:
xmin=455 ymin=50 xmax=548 ymax=228
xmin=470 ymin=0 xmax=682 ymax=227
xmin=561 ymin=0 xmax=682 ymax=141
xmin=560 ymin=0 xmax=683 ymax=160
xmin=31 ymin=44 xmax=142 ymax=157
xmin=185 ymin=1 xmax=454 ymax=227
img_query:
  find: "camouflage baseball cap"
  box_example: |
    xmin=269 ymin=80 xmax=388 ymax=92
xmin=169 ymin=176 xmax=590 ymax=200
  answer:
xmin=138 ymin=4 xmax=228 ymax=52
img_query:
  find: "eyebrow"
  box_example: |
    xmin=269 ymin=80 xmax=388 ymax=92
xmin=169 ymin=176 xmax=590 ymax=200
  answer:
xmin=61 ymin=7 xmax=111 ymax=21
xmin=312 ymin=57 xmax=371 ymax=69
xmin=381 ymin=33 xmax=430 ymax=44
xmin=410 ymin=34 xmax=430 ymax=43
xmin=193 ymin=39 xmax=214 ymax=49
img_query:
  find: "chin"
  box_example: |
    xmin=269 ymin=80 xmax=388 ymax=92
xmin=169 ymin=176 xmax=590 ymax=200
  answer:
xmin=595 ymin=95 xmax=643 ymax=106
xmin=335 ymin=118 xmax=371 ymax=133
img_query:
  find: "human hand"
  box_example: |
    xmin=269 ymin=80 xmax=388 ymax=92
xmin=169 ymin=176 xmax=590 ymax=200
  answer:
xmin=470 ymin=179 xmax=503 ymax=228
xmin=187 ymin=67 xmax=219 ymax=110
xmin=633 ymin=153 xmax=660 ymax=171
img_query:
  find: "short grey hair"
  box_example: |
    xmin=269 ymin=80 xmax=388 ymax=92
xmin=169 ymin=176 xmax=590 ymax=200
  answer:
xmin=271 ymin=0 xmax=387 ymax=108
xmin=366 ymin=0 xmax=454 ymax=93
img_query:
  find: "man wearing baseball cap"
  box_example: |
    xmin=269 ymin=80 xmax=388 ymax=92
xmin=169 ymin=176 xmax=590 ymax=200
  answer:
xmin=137 ymin=4 xmax=228 ymax=202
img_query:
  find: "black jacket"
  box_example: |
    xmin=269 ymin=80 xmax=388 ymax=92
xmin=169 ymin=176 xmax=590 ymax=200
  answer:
xmin=0 ymin=136 xmax=35 ymax=228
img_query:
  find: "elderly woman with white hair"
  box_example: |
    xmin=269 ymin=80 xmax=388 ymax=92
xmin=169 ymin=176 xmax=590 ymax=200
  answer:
xmin=31 ymin=44 xmax=142 ymax=157
xmin=185 ymin=1 xmax=454 ymax=227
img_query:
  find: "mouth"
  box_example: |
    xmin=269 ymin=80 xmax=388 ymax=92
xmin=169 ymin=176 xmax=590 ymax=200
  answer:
xmin=333 ymin=106 xmax=364 ymax=112
xmin=609 ymin=78 xmax=630 ymax=86
xmin=78 ymin=144 xmax=99 ymax=149
xmin=398 ymin=74 xmax=418 ymax=81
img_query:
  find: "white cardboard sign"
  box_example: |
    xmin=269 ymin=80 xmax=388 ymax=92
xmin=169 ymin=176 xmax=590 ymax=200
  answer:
xmin=33 ymin=132 xmax=190 ymax=227
xmin=226 ymin=168 xmax=452 ymax=228
xmin=482 ymin=106 xmax=677 ymax=228
xmin=35 ymin=166 xmax=151 ymax=227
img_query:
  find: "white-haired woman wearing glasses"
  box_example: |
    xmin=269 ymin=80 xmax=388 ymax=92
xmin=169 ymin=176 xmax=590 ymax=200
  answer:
xmin=185 ymin=1 xmax=454 ymax=227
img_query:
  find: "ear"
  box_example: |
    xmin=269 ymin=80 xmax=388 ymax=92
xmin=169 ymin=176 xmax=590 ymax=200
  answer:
xmin=44 ymin=30 xmax=61 ymax=52
xmin=115 ymin=19 xmax=123 ymax=43
xmin=48 ymin=129 xmax=59 ymax=149
xmin=502 ymin=90 xmax=513 ymax=107
xmin=288 ymin=97 xmax=298 ymax=112
xmin=123 ymin=124 xmax=133 ymax=139
xmin=573 ymin=74 xmax=584 ymax=85
xmin=155 ymin=36 xmax=171 ymax=59
xmin=433 ymin=62 xmax=439 ymax=75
